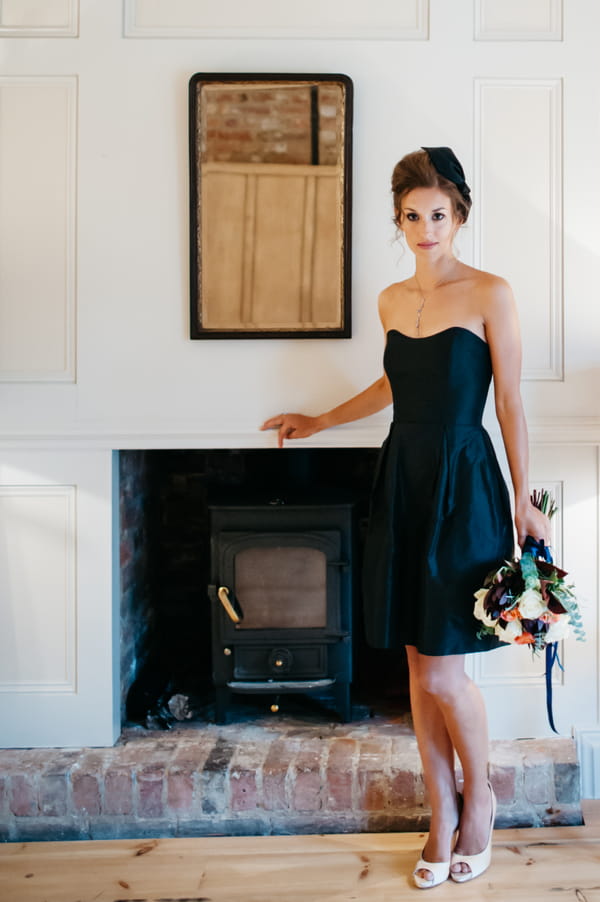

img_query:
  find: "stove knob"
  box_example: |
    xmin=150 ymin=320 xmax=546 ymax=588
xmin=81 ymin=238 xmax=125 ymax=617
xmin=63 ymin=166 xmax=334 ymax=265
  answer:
xmin=269 ymin=648 xmax=292 ymax=673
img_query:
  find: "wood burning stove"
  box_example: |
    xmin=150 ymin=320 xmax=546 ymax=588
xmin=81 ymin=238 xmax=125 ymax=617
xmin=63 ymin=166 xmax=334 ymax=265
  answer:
xmin=208 ymin=500 xmax=353 ymax=721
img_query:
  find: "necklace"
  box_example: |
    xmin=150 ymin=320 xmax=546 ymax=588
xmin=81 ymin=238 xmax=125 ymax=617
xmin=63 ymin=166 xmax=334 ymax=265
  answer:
xmin=413 ymin=266 xmax=456 ymax=336
xmin=413 ymin=275 xmax=428 ymax=336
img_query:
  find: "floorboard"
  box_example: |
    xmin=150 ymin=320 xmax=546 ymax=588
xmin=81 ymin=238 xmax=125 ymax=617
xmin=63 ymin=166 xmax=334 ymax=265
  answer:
xmin=1 ymin=802 xmax=599 ymax=902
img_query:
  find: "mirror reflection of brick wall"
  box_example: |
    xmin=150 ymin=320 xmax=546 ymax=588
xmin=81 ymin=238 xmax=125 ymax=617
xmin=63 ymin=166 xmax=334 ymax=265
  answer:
xmin=202 ymin=85 xmax=343 ymax=165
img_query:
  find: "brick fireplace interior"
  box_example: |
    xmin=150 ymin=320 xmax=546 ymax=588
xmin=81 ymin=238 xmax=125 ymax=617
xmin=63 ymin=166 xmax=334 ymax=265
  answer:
xmin=119 ymin=447 xmax=411 ymax=729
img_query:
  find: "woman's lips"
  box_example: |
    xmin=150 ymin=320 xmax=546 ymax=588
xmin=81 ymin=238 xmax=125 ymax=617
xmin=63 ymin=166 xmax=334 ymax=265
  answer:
xmin=417 ymin=242 xmax=438 ymax=248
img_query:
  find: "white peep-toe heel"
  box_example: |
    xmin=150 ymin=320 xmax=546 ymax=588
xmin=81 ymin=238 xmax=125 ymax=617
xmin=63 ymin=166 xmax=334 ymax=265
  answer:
xmin=413 ymin=855 xmax=452 ymax=889
xmin=413 ymin=808 xmax=461 ymax=890
xmin=450 ymin=781 xmax=496 ymax=883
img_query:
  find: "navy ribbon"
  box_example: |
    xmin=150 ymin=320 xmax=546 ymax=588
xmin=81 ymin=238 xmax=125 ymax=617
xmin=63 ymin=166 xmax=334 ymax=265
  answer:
xmin=522 ymin=535 xmax=561 ymax=734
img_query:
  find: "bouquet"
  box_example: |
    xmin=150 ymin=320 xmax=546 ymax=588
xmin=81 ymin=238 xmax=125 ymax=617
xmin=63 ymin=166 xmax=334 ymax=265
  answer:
xmin=473 ymin=490 xmax=585 ymax=653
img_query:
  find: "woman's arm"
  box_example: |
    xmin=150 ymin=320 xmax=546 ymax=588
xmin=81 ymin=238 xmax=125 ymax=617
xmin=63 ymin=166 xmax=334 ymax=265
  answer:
xmin=484 ymin=278 xmax=551 ymax=547
xmin=260 ymin=374 xmax=392 ymax=448
xmin=261 ymin=293 xmax=393 ymax=447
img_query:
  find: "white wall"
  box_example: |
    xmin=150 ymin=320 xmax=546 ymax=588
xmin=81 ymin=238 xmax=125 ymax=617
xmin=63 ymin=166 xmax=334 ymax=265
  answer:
xmin=0 ymin=0 xmax=598 ymax=764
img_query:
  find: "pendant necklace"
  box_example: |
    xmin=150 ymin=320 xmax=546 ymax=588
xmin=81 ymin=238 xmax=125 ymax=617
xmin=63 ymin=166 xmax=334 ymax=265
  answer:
xmin=413 ymin=265 xmax=455 ymax=336
xmin=413 ymin=275 xmax=428 ymax=336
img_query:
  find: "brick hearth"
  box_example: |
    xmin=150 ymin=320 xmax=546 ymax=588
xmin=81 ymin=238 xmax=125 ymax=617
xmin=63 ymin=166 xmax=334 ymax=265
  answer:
xmin=0 ymin=711 xmax=582 ymax=843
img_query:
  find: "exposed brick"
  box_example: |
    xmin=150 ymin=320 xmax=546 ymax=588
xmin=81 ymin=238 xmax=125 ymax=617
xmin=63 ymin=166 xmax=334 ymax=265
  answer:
xmin=70 ymin=752 xmax=105 ymax=817
xmin=229 ymin=742 xmax=265 ymax=813
xmin=10 ymin=774 xmax=38 ymax=817
xmin=555 ymin=762 xmax=580 ymax=804
xmin=137 ymin=763 xmax=165 ymax=818
xmin=325 ymin=738 xmax=356 ymax=811
xmin=72 ymin=772 xmax=101 ymax=816
xmin=524 ymin=762 xmax=554 ymax=805
xmin=230 ymin=769 xmax=259 ymax=812
xmin=103 ymin=768 xmax=133 ymax=816
xmin=166 ymin=739 xmax=213 ymax=816
xmin=389 ymin=768 xmax=416 ymax=809
xmin=0 ymin=776 xmax=7 ymax=817
xmin=292 ymin=741 xmax=324 ymax=812
xmin=358 ymin=770 xmax=389 ymax=811
xmin=39 ymin=774 xmax=68 ymax=817
xmin=262 ymin=739 xmax=293 ymax=811
xmin=166 ymin=771 xmax=194 ymax=813
xmin=0 ymin=726 xmax=584 ymax=841
xmin=490 ymin=764 xmax=517 ymax=804
xmin=200 ymin=737 xmax=234 ymax=815
xmin=357 ymin=738 xmax=391 ymax=811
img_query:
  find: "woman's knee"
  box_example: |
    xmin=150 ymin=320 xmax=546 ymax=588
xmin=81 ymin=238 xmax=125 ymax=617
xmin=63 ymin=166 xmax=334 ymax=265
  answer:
xmin=413 ymin=658 xmax=467 ymax=700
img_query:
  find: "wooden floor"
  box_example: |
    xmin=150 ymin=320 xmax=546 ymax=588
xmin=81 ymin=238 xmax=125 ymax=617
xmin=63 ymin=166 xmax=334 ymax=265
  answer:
xmin=1 ymin=802 xmax=599 ymax=902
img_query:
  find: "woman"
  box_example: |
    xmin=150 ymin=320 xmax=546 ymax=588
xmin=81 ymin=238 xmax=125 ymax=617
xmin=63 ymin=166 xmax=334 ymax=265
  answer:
xmin=261 ymin=147 xmax=550 ymax=888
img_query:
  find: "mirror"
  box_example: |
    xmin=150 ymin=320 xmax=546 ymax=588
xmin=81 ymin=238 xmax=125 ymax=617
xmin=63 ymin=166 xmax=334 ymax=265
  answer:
xmin=189 ymin=73 xmax=353 ymax=339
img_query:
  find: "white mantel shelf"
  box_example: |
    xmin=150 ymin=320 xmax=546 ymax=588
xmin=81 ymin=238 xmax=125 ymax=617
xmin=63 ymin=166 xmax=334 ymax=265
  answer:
xmin=0 ymin=418 xmax=598 ymax=450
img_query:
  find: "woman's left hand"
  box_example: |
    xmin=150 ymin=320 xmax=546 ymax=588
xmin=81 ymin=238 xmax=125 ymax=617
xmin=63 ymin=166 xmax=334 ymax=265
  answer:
xmin=515 ymin=502 xmax=552 ymax=549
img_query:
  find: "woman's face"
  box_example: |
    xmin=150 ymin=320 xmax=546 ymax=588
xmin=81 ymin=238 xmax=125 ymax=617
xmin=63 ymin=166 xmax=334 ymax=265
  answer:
xmin=398 ymin=187 xmax=461 ymax=257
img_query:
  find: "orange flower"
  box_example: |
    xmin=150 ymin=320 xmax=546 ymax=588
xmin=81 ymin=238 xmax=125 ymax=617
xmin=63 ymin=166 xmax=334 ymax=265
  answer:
xmin=540 ymin=612 xmax=561 ymax=624
xmin=515 ymin=631 xmax=535 ymax=645
xmin=501 ymin=608 xmax=521 ymax=621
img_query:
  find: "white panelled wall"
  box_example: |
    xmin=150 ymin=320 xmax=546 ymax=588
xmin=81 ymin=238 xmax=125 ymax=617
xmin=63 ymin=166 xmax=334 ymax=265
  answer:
xmin=0 ymin=0 xmax=598 ymax=793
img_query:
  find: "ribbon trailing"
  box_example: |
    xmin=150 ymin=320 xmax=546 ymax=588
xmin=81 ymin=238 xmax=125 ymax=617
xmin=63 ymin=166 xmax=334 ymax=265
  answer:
xmin=522 ymin=535 xmax=562 ymax=734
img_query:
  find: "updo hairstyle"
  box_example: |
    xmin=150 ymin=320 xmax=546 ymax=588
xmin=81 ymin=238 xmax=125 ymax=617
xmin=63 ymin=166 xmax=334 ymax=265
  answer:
xmin=391 ymin=149 xmax=472 ymax=227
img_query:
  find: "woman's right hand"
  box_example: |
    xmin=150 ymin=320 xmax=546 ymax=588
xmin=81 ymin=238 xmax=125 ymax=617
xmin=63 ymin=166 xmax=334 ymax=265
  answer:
xmin=260 ymin=413 xmax=323 ymax=448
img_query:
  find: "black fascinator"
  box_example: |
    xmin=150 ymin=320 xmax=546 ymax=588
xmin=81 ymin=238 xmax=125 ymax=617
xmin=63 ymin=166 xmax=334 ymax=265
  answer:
xmin=421 ymin=146 xmax=471 ymax=202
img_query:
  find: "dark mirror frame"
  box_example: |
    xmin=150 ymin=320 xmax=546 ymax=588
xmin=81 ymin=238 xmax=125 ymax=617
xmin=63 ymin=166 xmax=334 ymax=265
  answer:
xmin=189 ymin=73 xmax=353 ymax=339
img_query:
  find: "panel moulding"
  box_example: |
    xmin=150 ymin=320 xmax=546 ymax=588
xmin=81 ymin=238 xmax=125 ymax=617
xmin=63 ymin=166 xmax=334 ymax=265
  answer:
xmin=0 ymin=76 xmax=77 ymax=383
xmin=0 ymin=485 xmax=77 ymax=693
xmin=474 ymin=78 xmax=563 ymax=381
xmin=0 ymin=0 xmax=79 ymax=36
xmin=576 ymin=730 xmax=600 ymax=798
xmin=475 ymin=0 xmax=562 ymax=41
xmin=123 ymin=0 xmax=429 ymax=40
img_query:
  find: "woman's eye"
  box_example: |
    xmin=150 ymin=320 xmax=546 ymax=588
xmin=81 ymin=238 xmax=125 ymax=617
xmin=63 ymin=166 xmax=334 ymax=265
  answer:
xmin=432 ymin=212 xmax=445 ymax=221
xmin=406 ymin=212 xmax=418 ymax=221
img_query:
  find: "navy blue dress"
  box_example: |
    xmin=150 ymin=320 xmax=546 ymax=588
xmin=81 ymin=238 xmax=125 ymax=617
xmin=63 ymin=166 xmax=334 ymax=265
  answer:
xmin=363 ymin=327 xmax=514 ymax=656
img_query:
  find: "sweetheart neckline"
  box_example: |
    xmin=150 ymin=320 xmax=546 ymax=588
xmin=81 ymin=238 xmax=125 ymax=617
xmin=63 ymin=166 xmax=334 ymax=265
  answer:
xmin=386 ymin=326 xmax=488 ymax=346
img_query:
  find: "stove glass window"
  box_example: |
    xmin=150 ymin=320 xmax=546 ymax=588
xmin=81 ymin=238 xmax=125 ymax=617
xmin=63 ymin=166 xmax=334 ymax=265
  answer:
xmin=234 ymin=545 xmax=327 ymax=629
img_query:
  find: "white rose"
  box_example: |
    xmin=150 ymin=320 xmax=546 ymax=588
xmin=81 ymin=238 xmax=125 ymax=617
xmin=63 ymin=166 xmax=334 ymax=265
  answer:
xmin=517 ymin=588 xmax=546 ymax=620
xmin=496 ymin=619 xmax=522 ymax=644
xmin=473 ymin=590 xmax=496 ymax=628
xmin=544 ymin=618 xmax=570 ymax=644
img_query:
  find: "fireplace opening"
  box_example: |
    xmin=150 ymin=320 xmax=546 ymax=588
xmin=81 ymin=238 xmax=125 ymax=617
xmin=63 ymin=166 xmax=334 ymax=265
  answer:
xmin=120 ymin=449 xmax=410 ymax=728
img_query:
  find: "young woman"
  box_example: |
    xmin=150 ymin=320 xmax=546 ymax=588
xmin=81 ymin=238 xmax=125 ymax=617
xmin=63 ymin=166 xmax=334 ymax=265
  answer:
xmin=261 ymin=147 xmax=550 ymax=888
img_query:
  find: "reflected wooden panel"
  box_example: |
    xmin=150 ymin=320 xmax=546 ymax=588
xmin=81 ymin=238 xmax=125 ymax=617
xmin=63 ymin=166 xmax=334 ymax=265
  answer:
xmin=189 ymin=74 xmax=352 ymax=338
xmin=201 ymin=163 xmax=342 ymax=330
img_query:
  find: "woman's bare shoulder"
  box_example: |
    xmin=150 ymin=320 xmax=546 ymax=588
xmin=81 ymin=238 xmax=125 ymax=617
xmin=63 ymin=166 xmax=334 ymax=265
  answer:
xmin=377 ymin=280 xmax=411 ymax=328
xmin=467 ymin=266 xmax=513 ymax=297
xmin=461 ymin=266 xmax=514 ymax=315
xmin=378 ymin=279 xmax=409 ymax=310
xmin=379 ymin=279 xmax=411 ymax=299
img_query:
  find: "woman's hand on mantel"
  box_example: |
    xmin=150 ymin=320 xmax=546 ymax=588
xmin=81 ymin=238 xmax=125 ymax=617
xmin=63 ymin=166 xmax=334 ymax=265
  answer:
xmin=260 ymin=413 xmax=324 ymax=448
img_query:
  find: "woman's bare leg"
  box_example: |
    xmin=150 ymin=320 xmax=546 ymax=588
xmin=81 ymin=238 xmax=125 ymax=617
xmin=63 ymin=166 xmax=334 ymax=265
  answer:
xmin=406 ymin=646 xmax=494 ymax=879
xmin=406 ymin=645 xmax=461 ymax=882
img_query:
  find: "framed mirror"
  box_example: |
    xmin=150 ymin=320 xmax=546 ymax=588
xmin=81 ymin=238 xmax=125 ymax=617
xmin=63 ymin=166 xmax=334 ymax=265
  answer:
xmin=189 ymin=73 xmax=353 ymax=339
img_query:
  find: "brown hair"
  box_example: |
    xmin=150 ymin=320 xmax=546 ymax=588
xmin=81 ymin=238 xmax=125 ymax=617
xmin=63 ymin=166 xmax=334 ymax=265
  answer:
xmin=391 ymin=149 xmax=472 ymax=226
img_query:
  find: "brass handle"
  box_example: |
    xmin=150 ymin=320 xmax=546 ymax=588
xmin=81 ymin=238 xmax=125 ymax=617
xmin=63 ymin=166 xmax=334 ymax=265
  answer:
xmin=217 ymin=586 xmax=241 ymax=624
